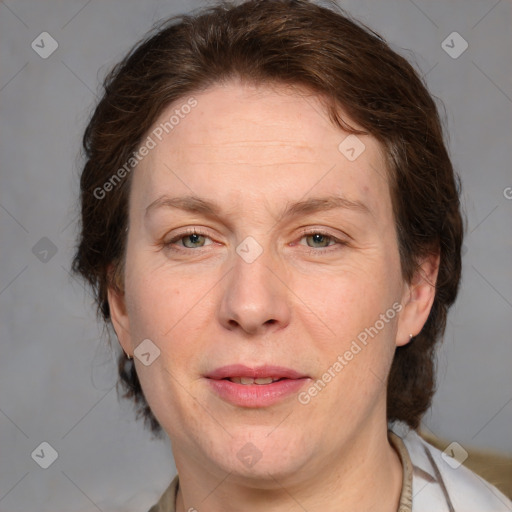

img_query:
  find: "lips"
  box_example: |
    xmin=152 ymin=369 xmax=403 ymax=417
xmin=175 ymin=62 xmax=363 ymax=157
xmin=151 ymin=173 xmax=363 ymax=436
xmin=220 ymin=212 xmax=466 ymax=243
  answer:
xmin=205 ymin=364 xmax=310 ymax=407
xmin=206 ymin=364 xmax=307 ymax=381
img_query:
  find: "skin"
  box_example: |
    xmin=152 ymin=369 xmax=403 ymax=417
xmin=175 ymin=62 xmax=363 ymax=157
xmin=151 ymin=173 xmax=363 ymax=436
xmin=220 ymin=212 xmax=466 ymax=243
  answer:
xmin=109 ymin=80 xmax=439 ymax=512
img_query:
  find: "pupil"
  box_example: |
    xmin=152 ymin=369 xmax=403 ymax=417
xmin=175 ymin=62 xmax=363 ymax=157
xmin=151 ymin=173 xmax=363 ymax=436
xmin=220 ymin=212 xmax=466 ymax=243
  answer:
xmin=184 ymin=233 xmax=202 ymax=247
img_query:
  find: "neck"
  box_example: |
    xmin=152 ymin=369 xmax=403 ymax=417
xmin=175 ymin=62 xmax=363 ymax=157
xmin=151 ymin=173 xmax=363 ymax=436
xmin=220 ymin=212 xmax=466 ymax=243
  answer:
xmin=173 ymin=419 xmax=403 ymax=512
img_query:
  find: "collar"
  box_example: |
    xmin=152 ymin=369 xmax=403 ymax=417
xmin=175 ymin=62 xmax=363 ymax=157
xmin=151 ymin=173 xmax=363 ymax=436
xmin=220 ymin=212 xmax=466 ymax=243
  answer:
xmin=391 ymin=421 xmax=455 ymax=512
xmin=390 ymin=421 xmax=512 ymax=512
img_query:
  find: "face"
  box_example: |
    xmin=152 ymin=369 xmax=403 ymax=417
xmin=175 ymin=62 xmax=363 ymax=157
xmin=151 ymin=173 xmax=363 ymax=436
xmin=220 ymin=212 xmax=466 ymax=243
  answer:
xmin=109 ymin=80 xmax=433 ymax=484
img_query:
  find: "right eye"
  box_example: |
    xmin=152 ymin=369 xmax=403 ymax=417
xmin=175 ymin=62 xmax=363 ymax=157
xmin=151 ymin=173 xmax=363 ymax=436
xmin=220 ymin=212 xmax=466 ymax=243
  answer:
xmin=164 ymin=228 xmax=215 ymax=251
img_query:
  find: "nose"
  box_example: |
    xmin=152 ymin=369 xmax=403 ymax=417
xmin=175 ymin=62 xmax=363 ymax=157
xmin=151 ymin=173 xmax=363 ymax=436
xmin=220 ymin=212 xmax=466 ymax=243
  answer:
xmin=217 ymin=242 xmax=291 ymax=336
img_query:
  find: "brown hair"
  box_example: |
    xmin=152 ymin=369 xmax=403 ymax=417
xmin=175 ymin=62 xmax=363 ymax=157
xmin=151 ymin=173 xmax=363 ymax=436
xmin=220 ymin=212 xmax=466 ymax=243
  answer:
xmin=72 ymin=0 xmax=464 ymax=435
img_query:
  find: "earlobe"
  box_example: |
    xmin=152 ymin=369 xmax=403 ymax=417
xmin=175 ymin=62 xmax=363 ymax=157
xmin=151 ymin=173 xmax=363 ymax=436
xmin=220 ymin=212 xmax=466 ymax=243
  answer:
xmin=396 ymin=251 xmax=440 ymax=347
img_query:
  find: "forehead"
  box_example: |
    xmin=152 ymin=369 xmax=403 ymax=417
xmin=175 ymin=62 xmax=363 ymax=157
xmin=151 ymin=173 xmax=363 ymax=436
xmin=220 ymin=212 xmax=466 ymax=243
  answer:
xmin=132 ymin=81 xmax=390 ymax=221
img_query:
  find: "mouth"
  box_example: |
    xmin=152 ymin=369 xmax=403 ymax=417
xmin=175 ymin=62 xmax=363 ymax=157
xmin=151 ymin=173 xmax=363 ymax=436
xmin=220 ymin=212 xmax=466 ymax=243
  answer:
xmin=206 ymin=364 xmax=308 ymax=381
xmin=225 ymin=376 xmax=285 ymax=385
xmin=205 ymin=364 xmax=310 ymax=407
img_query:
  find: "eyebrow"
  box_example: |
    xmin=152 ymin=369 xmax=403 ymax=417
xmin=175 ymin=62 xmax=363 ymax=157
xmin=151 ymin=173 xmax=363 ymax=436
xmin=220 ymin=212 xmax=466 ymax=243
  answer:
xmin=145 ymin=194 xmax=371 ymax=222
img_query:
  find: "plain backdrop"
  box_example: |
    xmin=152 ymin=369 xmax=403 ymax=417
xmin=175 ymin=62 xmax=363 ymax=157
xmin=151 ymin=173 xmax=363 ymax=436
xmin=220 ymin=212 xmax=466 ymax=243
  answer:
xmin=1 ymin=0 xmax=511 ymax=510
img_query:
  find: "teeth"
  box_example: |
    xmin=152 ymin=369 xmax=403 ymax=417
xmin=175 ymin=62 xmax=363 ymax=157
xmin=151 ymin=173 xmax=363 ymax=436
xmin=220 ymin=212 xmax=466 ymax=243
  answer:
xmin=228 ymin=377 xmax=279 ymax=385
xmin=254 ymin=377 xmax=274 ymax=384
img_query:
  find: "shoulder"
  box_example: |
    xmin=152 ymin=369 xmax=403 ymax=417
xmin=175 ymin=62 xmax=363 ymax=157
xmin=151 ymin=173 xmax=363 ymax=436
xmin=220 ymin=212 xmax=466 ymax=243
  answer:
xmin=147 ymin=474 xmax=179 ymax=512
xmin=393 ymin=424 xmax=512 ymax=512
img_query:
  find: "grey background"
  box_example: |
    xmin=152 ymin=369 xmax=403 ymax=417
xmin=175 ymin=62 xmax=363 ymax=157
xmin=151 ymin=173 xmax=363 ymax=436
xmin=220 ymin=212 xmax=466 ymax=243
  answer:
xmin=1 ymin=0 xmax=511 ymax=510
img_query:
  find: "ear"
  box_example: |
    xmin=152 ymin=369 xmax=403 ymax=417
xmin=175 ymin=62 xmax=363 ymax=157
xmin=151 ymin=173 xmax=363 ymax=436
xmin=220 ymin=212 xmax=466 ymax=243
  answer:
xmin=396 ymin=251 xmax=440 ymax=347
xmin=107 ymin=266 xmax=133 ymax=357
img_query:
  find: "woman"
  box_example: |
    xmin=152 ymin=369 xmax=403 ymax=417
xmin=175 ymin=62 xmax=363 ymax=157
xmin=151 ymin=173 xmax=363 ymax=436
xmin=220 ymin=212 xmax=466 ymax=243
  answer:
xmin=72 ymin=0 xmax=511 ymax=510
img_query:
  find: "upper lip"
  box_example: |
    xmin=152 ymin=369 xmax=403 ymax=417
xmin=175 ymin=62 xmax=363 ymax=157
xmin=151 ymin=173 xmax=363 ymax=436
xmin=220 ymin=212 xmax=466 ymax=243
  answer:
xmin=206 ymin=364 xmax=308 ymax=380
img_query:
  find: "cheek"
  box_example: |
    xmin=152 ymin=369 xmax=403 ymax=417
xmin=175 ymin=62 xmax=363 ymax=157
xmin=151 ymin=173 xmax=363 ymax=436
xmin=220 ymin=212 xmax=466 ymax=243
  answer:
xmin=294 ymin=255 xmax=398 ymax=333
xmin=291 ymin=252 xmax=402 ymax=396
xmin=122 ymin=265 xmax=200 ymax=411
xmin=125 ymin=272 xmax=185 ymax=341
xmin=124 ymin=242 xmax=181 ymax=327
xmin=123 ymin=252 xmax=215 ymax=374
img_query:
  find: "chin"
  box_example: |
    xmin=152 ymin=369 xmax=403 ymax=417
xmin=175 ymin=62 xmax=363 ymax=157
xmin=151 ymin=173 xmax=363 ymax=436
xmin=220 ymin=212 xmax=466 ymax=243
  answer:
xmin=214 ymin=428 xmax=313 ymax=483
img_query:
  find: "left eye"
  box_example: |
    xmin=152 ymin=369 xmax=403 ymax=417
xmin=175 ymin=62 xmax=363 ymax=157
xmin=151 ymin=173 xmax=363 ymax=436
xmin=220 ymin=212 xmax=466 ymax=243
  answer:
xmin=299 ymin=232 xmax=338 ymax=249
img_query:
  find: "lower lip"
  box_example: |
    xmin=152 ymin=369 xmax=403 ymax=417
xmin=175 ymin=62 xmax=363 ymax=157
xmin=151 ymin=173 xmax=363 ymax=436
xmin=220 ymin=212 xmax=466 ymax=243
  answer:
xmin=206 ymin=378 xmax=310 ymax=407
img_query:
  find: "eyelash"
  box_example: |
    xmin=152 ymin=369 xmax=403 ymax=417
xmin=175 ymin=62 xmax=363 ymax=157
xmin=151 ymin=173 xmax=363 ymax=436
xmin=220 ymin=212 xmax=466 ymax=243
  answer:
xmin=163 ymin=227 xmax=347 ymax=254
